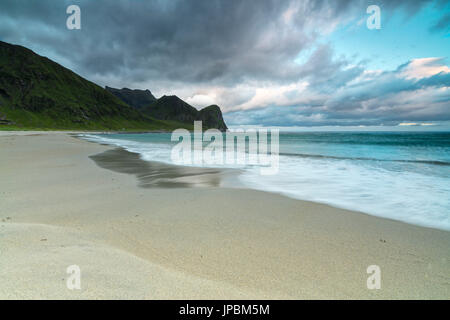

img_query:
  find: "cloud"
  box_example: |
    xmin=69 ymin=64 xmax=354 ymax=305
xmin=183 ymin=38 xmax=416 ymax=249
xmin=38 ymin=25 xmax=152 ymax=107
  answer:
xmin=185 ymin=94 xmax=217 ymax=109
xmin=400 ymin=58 xmax=450 ymax=79
xmin=225 ymin=57 xmax=450 ymax=126
xmin=398 ymin=122 xmax=436 ymax=126
xmin=0 ymin=0 xmax=406 ymax=85
xmin=0 ymin=0 xmax=448 ymax=126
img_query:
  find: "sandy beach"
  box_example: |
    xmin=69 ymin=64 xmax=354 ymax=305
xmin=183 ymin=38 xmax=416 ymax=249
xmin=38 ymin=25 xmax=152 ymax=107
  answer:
xmin=0 ymin=132 xmax=449 ymax=299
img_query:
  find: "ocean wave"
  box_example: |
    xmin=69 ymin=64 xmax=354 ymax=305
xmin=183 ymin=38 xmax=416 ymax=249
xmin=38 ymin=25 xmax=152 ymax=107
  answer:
xmin=279 ymin=152 xmax=450 ymax=166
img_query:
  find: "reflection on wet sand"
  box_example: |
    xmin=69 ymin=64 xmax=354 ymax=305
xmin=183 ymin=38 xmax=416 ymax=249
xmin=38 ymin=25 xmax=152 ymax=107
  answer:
xmin=90 ymin=148 xmax=236 ymax=188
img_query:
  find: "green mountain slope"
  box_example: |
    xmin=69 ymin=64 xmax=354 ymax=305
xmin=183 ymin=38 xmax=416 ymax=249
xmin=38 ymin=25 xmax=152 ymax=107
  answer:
xmin=0 ymin=41 xmax=190 ymax=131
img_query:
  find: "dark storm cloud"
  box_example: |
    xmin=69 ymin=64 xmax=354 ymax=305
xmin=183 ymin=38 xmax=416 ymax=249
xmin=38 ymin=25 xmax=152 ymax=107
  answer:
xmin=0 ymin=0 xmax=448 ymax=127
xmin=0 ymin=0 xmax=299 ymax=83
xmin=0 ymin=0 xmax=423 ymax=85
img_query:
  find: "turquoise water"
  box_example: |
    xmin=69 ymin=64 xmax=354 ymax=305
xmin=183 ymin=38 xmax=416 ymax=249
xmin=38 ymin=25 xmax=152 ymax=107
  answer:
xmin=82 ymin=132 xmax=450 ymax=231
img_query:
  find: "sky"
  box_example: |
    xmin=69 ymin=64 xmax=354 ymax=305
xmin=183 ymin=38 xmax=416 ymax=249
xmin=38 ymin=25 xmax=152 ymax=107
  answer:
xmin=0 ymin=0 xmax=449 ymax=129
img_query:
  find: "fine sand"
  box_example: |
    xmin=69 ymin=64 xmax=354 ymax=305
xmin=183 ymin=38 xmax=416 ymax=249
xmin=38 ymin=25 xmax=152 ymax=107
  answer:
xmin=0 ymin=132 xmax=449 ymax=299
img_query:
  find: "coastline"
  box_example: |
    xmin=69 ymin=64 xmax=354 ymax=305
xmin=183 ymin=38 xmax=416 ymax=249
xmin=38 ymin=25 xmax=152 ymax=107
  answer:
xmin=0 ymin=132 xmax=449 ymax=299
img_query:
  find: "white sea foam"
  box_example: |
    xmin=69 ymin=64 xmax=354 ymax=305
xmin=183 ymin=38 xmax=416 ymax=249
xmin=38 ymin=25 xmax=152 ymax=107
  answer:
xmin=239 ymin=154 xmax=450 ymax=231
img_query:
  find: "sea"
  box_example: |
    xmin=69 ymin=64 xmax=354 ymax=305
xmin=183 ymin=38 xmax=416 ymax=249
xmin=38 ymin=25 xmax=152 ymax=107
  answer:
xmin=81 ymin=131 xmax=450 ymax=231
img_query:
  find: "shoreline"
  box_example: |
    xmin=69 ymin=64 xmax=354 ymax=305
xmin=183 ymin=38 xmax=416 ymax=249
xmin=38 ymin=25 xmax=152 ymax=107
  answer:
xmin=88 ymin=142 xmax=450 ymax=233
xmin=1 ymin=132 xmax=449 ymax=299
xmin=79 ymin=131 xmax=450 ymax=232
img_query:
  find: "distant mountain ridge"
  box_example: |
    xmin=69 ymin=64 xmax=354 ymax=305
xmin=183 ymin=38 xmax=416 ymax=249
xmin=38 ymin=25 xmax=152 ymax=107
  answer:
xmin=105 ymin=86 xmax=156 ymax=110
xmin=0 ymin=40 xmax=227 ymax=131
xmin=107 ymin=88 xmax=228 ymax=131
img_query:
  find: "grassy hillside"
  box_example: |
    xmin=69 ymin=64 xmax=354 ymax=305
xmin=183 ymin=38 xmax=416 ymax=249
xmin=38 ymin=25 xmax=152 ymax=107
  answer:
xmin=0 ymin=41 xmax=190 ymax=131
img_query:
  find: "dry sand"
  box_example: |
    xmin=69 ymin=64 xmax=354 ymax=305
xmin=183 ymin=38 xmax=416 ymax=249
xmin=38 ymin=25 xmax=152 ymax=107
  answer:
xmin=0 ymin=132 xmax=449 ymax=299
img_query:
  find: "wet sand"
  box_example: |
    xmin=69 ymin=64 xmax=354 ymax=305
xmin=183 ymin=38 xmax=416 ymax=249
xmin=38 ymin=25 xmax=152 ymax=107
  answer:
xmin=90 ymin=148 xmax=239 ymax=189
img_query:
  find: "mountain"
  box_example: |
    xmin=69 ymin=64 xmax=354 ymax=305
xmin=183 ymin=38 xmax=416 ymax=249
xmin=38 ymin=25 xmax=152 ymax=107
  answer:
xmin=0 ymin=41 xmax=182 ymax=130
xmin=0 ymin=41 xmax=227 ymax=131
xmin=105 ymin=86 xmax=156 ymax=110
xmin=143 ymin=95 xmax=198 ymax=123
xmin=142 ymin=95 xmax=228 ymax=131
